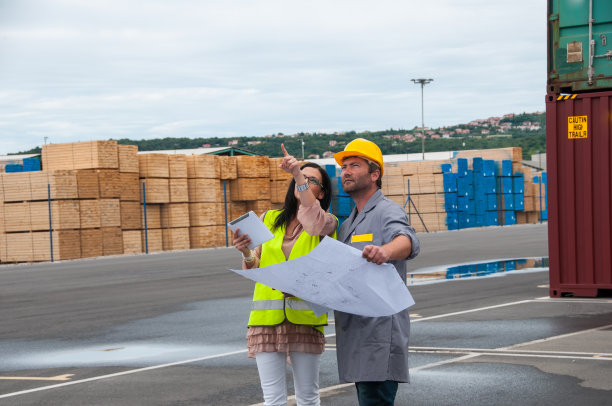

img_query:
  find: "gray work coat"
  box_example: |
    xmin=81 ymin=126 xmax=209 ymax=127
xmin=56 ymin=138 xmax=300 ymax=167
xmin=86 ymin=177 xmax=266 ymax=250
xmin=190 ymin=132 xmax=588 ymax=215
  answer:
xmin=334 ymin=189 xmax=420 ymax=383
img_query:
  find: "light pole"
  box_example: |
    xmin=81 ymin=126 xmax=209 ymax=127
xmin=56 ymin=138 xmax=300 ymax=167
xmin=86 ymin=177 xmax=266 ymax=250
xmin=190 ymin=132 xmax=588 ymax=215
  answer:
xmin=411 ymin=78 xmax=433 ymax=160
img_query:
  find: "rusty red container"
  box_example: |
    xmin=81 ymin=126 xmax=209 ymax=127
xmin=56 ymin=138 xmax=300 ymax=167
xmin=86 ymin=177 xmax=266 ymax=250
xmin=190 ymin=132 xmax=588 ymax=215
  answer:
xmin=546 ymin=91 xmax=612 ymax=297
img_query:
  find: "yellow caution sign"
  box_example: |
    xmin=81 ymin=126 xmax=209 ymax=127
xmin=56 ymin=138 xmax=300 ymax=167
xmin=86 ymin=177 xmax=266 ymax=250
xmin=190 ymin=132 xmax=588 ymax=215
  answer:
xmin=568 ymin=115 xmax=588 ymax=139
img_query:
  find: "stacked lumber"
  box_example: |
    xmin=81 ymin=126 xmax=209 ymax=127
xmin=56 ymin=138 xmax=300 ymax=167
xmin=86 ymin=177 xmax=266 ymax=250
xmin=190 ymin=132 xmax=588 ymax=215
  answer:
xmin=0 ymin=230 xmax=81 ymax=262
xmin=517 ymin=166 xmax=545 ymax=224
xmin=76 ymin=165 xmax=132 ymax=257
xmin=0 ymin=171 xmax=78 ymax=202
xmin=0 ymin=141 xmax=139 ymax=261
xmin=382 ymin=160 xmax=450 ymax=232
xmin=118 ymin=145 xmax=139 ymax=173
xmin=122 ymin=137 xmax=143 ymax=256
xmin=42 ymin=140 xmax=119 ymax=171
xmin=219 ymin=156 xmax=238 ymax=180
xmin=138 ymin=153 xmax=191 ymax=252
xmin=40 ymin=141 xmax=132 ymax=259
xmin=186 ymin=154 xmax=219 ymax=179
xmin=120 ymin=173 xmax=140 ymax=202
xmin=76 ymin=170 xmax=100 ymax=199
xmin=80 ymin=228 xmax=102 ymax=258
xmin=2 ymin=141 xmax=281 ymax=261
xmin=454 ymin=147 xmax=522 ymax=164
xmin=0 ymin=200 xmax=80 ymax=232
xmin=123 ymin=230 xmax=142 ymax=254
xmin=0 ymin=170 xmax=82 ymax=262
xmin=269 ymin=158 xmax=293 ymax=206
xmin=97 ymin=170 xmax=122 ymax=198
xmin=142 ymin=228 xmax=163 ymax=253
xmin=102 ymin=227 xmax=123 ymax=256
xmin=231 ymin=156 xmax=272 ymax=217
xmin=187 ymin=154 xmax=225 ymax=249
xmin=1 ymin=140 xmax=546 ymax=262
xmin=120 ymin=201 xmax=141 ymax=230
xmin=168 ymin=155 xmax=189 ymax=203
xmin=79 ymin=200 xmax=101 ymax=229
xmin=139 ymin=154 xmax=169 ymax=203
xmin=138 ymin=153 xmax=169 ymax=252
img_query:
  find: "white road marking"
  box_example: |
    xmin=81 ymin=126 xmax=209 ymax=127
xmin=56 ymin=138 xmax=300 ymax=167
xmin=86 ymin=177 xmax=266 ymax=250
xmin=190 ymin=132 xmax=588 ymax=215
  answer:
xmin=247 ymin=354 xmax=483 ymax=406
xmin=0 ymin=374 xmax=74 ymax=382
xmin=2 ymin=297 xmax=609 ymax=400
xmin=326 ymin=345 xmax=612 ymax=361
xmin=502 ymin=323 xmax=612 ymax=351
xmin=0 ymin=349 xmax=247 ymax=400
xmin=410 ymin=299 xmax=533 ymax=323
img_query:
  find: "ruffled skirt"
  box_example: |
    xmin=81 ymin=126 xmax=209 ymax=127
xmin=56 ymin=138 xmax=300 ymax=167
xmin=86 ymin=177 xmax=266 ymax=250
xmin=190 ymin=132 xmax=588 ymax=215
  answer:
xmin=247 ymin=321 xmax=326 ymax=358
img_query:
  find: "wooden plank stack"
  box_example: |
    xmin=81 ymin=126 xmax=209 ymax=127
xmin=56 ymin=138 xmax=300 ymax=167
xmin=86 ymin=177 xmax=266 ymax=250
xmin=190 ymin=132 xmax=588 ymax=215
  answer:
xmin=269 ymin=157 xmax=292 ymax=208
xmin=188 ymin=154 xmax=226 ymax=249
xmin=2 ymin=142 xmax=279 ymax=262
xmin=42 ymin=141 xmax=119 ymax=171
xmin=382 ymin=160 xmax=451 ymax=232
xmin=230 ymin=156 xmax=272 ymax=217
xmin=139 ymin=153 xmax=187 ymax=251
xmin=454 ymin=147 xmax=522 ymax=165
xmin=0 ymin=170 xmax=81 ymax=262
xmin=516 ymin=166 xmax=544 ymax=225
xmin=0 ymin=140 xmax=546 ymax=263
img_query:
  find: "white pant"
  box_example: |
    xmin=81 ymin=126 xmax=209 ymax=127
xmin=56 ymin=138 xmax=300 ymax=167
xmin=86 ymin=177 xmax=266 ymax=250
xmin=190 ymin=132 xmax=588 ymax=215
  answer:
xmin=255 ymin=351 xmax=321 ymax=406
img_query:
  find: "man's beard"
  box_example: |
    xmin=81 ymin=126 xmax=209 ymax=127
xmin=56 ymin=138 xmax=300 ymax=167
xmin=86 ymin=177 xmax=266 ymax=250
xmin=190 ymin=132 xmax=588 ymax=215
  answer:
xmin=342 ymin=175 xmax=367 ymax=193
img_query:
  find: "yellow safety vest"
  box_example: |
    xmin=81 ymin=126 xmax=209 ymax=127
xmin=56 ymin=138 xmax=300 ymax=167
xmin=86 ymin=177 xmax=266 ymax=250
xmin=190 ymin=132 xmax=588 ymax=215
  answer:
xmin=248 ymin=209 xmax=337 ymax=334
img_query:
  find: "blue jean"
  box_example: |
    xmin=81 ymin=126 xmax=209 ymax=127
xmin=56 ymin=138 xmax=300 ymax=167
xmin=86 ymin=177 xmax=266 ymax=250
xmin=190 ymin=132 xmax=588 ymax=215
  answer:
xmin=355 ymin=381 xmax=399 ymax=406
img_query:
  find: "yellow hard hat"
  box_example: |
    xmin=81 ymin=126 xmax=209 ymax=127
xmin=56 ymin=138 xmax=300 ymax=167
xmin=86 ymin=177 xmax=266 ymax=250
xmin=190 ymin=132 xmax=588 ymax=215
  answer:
xmin=334 ymin=138 xmax=384 ymax=175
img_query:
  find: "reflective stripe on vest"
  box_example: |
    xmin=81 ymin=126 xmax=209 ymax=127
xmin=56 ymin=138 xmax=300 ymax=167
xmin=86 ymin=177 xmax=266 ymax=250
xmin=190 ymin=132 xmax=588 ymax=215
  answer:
xmin=251 ymin=298 xmax=314 ymax=312
xmin=247 ymin=209 xmax=337 ymax=333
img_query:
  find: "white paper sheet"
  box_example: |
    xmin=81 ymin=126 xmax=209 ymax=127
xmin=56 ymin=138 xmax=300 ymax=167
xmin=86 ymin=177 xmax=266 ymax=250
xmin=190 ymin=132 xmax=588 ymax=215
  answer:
xmin=230 ymin=237 xmax=415 ymax=317
xmin=227 ymin=211 xmax=274 ymax=250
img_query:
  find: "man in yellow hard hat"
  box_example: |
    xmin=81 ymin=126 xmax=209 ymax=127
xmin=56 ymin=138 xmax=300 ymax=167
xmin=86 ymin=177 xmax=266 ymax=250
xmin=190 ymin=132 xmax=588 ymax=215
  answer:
xmin=333 ymin=138 xmax=420 ymax=405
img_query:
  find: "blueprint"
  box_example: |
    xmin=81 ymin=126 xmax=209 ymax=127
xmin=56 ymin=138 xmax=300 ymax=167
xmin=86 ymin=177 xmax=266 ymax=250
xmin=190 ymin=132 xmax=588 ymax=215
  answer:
xmin=230 ymin=237 xmax=415 ymax=317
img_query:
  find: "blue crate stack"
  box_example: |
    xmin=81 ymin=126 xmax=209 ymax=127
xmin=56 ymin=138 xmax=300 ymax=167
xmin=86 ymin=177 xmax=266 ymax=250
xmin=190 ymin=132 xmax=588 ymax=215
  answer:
xmin=442 ymin=164 xmax=458 ymax=230
xmin=440 ymin=157 xmax=547 ymax=230
xmin=329 ymin=156 xmax=548 ymax=233
xmin=455 ymin=158 xmax=474 ymax=229
xmin=533 ymin=173 xmax=548 ymax=221
xmin=499 ymin=160 xmax=516 ymax=225
xmin=326 ymin=164 xmax=354 ymax=228
xmin=5 ymin=164 xmax=24 ymax=173
xmin=482 ymin=160 xmax=498 ymax=226
xmin=23 ymin=157 xmax=41 ymax=172
xmin=513 ymin=173 xmax=525 ymax=211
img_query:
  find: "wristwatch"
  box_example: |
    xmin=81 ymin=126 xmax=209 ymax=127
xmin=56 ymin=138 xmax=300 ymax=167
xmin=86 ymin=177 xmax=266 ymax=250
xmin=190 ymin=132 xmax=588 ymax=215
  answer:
xmin=296 ymin=180 xmax=310 ymax=192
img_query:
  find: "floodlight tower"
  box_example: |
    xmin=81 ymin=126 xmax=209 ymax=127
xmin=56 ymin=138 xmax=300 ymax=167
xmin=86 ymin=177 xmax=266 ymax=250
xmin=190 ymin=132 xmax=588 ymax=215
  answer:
xmin=411 ymin=78 xmax=434 ymax=160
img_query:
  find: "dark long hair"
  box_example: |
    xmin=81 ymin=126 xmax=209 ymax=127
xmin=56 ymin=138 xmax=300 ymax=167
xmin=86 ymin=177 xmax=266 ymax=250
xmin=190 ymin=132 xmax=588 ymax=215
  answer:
xmin=272 ymin=162 xmax=332 ymax=232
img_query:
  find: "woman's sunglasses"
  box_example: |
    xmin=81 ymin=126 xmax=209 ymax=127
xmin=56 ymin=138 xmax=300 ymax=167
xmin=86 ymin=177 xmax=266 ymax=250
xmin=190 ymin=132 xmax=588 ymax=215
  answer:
xmin=304 ymin=175 xmax=324 ymax=190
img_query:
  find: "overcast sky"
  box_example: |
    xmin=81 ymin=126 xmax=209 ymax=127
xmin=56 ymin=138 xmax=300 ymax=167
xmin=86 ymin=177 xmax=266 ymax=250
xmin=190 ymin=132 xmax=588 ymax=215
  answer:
xmin=0 ymin=0 xmax=546 ymax=154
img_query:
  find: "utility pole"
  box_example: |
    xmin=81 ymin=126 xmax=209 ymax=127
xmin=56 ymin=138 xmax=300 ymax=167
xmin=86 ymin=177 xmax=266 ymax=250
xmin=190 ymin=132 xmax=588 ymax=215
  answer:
xmin=411 ymin=78 xmax=433 ymax=160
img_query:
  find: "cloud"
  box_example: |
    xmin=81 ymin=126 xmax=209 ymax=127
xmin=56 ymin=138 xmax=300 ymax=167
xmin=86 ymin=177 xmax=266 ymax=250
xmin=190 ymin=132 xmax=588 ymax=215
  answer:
xmin=0 ymin=0 xmax=547 ymax=153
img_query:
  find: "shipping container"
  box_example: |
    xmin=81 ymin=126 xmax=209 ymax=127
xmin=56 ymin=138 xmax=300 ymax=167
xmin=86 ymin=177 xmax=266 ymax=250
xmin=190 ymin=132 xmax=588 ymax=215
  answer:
xmin=546 ymin=91 xmax=612 ymax=297
xmin=548 ymin=0 xmax=612 ymax=94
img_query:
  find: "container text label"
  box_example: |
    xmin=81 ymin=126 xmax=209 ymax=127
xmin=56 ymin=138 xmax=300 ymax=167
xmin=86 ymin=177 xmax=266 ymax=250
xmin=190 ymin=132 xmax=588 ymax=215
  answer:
xmin=568 ymin=115 xmax=588 ymax=139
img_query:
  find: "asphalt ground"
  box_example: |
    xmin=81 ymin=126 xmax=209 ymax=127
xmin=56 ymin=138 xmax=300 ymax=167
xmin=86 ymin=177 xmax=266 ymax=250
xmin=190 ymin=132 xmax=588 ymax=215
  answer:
xmin=0 ymin=223 xmax=610 ymax=405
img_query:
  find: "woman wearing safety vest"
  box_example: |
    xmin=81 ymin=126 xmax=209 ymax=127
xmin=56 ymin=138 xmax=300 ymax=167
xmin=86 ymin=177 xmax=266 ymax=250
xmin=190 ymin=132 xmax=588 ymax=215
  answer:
xmin=233 ymin=144 xmax=337 ymax=406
